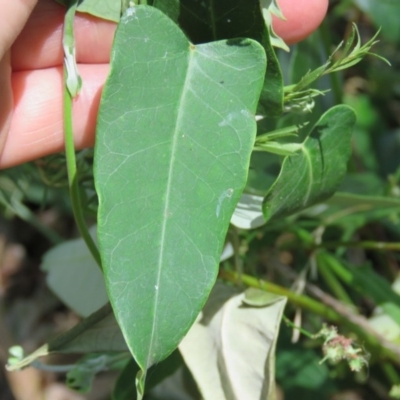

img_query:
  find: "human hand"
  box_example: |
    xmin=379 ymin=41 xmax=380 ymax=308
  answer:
xmin=0 ymin=0 xmax=328 ymax=169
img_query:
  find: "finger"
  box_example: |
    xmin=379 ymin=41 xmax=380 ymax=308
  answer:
xmin=273 ymin=0 xmax=329 ymax=44
xmin=11 ymin=0 xmax=116 ymax=71
xmin=0 ymin=64 xmax=109 ymax=169
xmin=2 ymin=0 xmax=329 ymax=168
xmin=0 ymin=0 xmax=38 ymax=59
xmin=11 ymin=0 xmax=328 ymax=71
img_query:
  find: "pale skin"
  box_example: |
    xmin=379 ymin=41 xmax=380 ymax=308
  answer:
xmin=0 ymin=0 xmax=328 ymax=169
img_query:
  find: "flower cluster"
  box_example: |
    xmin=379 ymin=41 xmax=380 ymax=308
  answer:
xmin=314 ymin=324 xmax=369 ymax=372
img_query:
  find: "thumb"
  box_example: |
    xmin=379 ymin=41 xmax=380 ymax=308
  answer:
xmin=0 ymin=0 xmax=38 ymax=59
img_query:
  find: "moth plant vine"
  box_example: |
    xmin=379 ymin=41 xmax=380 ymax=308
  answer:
xmin=5 ymin=0 xmax=385 ymax=398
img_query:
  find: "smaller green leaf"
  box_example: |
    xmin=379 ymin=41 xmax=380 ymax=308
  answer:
xmin=263 ymin=105 xmax=356 ymax=222
xmin=179 ymin=283 xmax=286 ymax=400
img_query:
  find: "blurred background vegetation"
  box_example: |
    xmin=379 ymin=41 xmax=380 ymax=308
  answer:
xmin=1 ymin=0 xmax=400 ymax=399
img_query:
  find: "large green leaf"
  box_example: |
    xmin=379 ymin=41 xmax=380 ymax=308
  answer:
xmin=94 ymin=6 xmax=266 ymax=371
xmin=263 ymin=105 xmax=356 ymax=222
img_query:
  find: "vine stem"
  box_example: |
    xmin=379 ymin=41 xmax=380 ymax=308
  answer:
xmin=219 ymin=269 xmax=340 ymax=321
xmin=63 ymin=0 xmax=102 ymax=269
xmin=219 ymin=269 xmax=400 ymax=365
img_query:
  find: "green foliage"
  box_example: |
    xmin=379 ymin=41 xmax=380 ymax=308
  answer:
xmin=5 ymin=0 xmax=400 ymax=399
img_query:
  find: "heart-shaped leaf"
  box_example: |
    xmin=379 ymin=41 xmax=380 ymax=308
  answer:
xmin=263 ymin=105 xmax=356 ymax=221
xmin=94 ymin=5 xmax=266 ymax=371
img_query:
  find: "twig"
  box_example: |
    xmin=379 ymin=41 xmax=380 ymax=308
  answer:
xmin=270 ymin=258 xmax=400 ymax=362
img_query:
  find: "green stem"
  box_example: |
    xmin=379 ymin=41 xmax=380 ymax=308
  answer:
xmin=63 ymin=90 xmax=102 ymax=268
xmin=63 ymin=1 xmax=102 ymax=269
xmin=220 ymin=269 xmax=341 ymax=322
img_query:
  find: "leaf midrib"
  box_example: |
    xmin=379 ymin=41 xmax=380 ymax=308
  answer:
xmin=146 ymin=46 xmax=194 ymax=369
